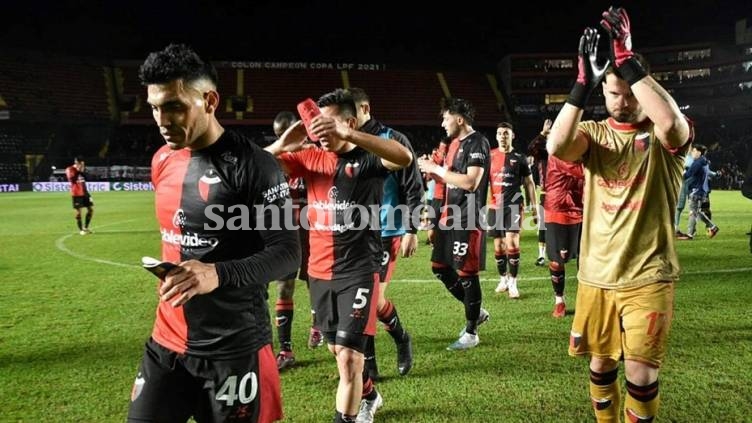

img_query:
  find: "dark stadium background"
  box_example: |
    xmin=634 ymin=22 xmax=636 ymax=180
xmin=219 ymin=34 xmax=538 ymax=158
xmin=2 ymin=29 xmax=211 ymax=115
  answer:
xmin=1 ymin=1 xmax=743 ymax=64
xmin=0 ymin=0 xmax=749 ymax=187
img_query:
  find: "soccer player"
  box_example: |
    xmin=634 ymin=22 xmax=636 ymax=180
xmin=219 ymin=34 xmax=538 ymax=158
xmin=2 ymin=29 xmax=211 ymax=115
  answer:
xmin=488 ymin=122 xmax=537 ymax=299
xmin=127 ymin=44 xmax=300 ymax=423
xmin=270 ymin=111 xmax=322 ymax=372
xmin=417 ymin=98 xmax=491 ymax=351
xmin=265 ymin=89 xmax=412 ymax=423
xmin=350 ymin=87 xmax=421 ymax=379
xmin=547 ymin=9 xmax=693 ymax=422
xmin=527 ymin=119 xmax=553 ymax=267
xmin=530 ymin=120 xmax=585 ymax=317
xmin=542 ymin=155 xmax=584 ymax=317
xmin=65 ymin=157 xmax=93 ymax=235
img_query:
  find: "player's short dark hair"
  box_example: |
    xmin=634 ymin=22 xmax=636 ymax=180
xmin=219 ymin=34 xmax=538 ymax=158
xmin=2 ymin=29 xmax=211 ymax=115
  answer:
xmin=606 ymin=52 xmax=651 ymax=79
xmin=274 ymin=111 xmax=298 ymax=127
xmin=317 ymin=89 xmax=357 ymax=119
xmin=497 ymin=122 xmax=514 ymax=130
xmin=693 ymin=143 xmax=707 ymax=155
xmin=139 ymin=43 xmax=218 ymax=87
xmin=348 ymin=87 xmax=369 ymax=104
xmin=442 ymin=97 xmax=476 ymax=125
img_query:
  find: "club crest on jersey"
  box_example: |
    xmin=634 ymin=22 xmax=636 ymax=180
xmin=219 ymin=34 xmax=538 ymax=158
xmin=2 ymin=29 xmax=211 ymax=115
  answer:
xmin=198 ymin=169 xmax=221 ymax=202
xmin=328 ymin=186 xmax=338 ymax=199
xmin=344 ymin=161 xmax=360 ymax=178
xmin=131 ymin=373 xmax=145 ymax=401
xmin=172 ymin=208 xmax=186 ymax=229
xmin=634 ymin=132 xmax=650 ymax=153
xmin=220 ymin=151 xmax=237 ymax=165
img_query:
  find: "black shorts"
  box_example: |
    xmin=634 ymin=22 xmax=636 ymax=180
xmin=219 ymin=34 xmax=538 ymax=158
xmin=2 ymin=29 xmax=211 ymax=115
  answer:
xmin=127 ymin=338 xmax=282 ymax=423
xmin=378 ymin=235 xmax=401 ymax=283
xmin=309 ymin=274 xmax=379 ymax=339
xmin=488 ymin=206 xmax=523 ymax=237
xmin=281 ymin=226 xmax=310 ymax=281
xmin=72 ymin=195 xmax=93 ymax=209
xmin=545 ymin=222 xmax=582 ymax=264
xmin=431 ymin=228 xmax=485 ymax=273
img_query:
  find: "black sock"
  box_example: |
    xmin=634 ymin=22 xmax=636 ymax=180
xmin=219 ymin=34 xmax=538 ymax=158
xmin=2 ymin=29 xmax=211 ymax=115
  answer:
xmin=378 ymin=300 xmax=405 ymax=343
xmin=508 ymin=248 xmax=520 ymax=278
xmin=433 ymin=265 xmax=464 ymax=302
xmin=275 ymin=300 xmax=294 ymax=352
xmin=84 ymin=211 xmax=92 ymax=228
xmin=495 ymin=253 xmax=507 ymax=276
xmin=460 ymin=275 xmax=482 ymax=335
xmin=550 ymin=264 xmax=565 ymax=297
xmin=76 ymin=216 xmax=83 ymax=231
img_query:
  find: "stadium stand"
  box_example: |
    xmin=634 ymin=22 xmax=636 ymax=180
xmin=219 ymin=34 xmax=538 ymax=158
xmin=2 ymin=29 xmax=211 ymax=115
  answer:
xmin=0 ymin=35 xmax=749 ymax=184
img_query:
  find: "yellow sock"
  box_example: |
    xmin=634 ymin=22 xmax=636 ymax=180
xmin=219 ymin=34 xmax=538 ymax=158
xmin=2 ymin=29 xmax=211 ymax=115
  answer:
xmin=624 ymin=380 xmax=659 ymax=422
xmin=589 ymin=369 xmax=621 ymax=423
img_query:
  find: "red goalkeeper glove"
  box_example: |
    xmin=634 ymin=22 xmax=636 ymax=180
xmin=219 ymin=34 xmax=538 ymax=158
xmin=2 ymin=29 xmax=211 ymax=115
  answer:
xmin=600 ymin=6 xmax=646 ymax=84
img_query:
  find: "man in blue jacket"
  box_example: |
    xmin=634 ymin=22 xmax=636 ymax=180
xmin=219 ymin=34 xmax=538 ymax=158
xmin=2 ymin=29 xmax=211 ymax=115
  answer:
xmin=684 ymin=144 xmax=719 ymax=239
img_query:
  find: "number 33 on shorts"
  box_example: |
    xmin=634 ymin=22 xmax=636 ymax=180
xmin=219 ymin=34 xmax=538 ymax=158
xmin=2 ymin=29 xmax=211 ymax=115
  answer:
xmin=452 ymin=241 xmax=469 ymax=256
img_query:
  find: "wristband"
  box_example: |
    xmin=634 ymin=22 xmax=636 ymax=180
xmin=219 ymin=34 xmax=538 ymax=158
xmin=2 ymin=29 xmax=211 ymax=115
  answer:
xmin=435 ymin=166 xmax=447 ymax=179
xmin=566 ymin=83 xmax=591 ymax=109
xmin=617 ymin=57 xmax=648 ymax=85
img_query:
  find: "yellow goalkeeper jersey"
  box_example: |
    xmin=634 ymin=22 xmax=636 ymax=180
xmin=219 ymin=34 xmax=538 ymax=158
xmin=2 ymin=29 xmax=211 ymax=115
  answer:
xmin=577 ymin=117 xmax=688 ymax=289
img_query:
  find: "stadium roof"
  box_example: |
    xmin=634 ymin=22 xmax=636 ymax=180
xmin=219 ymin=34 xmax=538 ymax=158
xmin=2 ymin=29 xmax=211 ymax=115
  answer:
xmin=0 ymin=0 xmax=747 ymax=66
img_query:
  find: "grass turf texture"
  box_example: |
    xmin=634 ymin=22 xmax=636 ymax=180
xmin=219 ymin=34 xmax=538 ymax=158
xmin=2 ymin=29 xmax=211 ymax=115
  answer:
xmin=0 ymin=190 xmax=750 ymax=422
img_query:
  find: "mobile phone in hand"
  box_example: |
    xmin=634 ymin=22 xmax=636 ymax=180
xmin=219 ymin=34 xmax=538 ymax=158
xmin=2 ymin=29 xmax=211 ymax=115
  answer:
xmin=141 ymin=256 xmax=178 ymax=279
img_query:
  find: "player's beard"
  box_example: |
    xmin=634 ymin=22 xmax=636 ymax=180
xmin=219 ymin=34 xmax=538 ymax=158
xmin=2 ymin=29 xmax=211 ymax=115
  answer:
xmin=608 ymin=106 xmax=639 ymax=124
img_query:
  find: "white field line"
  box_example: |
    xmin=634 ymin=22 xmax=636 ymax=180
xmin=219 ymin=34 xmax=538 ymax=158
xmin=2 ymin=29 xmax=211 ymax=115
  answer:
xmin=55 ymin=227 xmax=751 ymax=281
xmin=54 ymin=220 xmax=142 ymax=269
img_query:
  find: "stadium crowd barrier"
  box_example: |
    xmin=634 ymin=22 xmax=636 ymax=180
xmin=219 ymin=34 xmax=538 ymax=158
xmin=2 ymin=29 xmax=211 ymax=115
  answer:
xmin=0 ymin=181 xmax=154 ymax=193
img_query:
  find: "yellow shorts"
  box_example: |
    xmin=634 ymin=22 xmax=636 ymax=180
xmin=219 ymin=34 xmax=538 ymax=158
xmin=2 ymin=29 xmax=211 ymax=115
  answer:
xmin=569 ymin=282 xmax=674 ymax=367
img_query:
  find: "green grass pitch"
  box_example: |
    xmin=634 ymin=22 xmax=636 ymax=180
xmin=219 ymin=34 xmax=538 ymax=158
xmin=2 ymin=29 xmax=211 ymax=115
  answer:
xmin=0 ymin=190 xmax=750 ymax=422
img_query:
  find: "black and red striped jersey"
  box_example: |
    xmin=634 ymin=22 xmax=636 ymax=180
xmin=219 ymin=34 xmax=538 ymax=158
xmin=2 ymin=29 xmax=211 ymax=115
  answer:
xmin=278 ymin=146 xmax=388 ymax=280
xmin=543 ymin=155 xmax=584 ymax=225
xmin=150 ymin=130 xmax=300 ymax=359
xmin=65 ymin=166 xmax=88 ymax=197
xmin=442 ymin=132 xmax=490 ymax=228
xmin=489 ymin=149 xmax=530 ymax=209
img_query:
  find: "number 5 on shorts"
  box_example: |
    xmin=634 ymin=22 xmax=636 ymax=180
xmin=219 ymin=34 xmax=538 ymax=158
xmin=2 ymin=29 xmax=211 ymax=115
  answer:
xmin=353 ymin=288 xmax=370 ymax=309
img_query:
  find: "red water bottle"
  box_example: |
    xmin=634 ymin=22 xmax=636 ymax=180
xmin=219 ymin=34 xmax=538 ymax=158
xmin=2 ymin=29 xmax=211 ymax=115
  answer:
xmin=297 ymin=98 xmax=321 ymax=141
